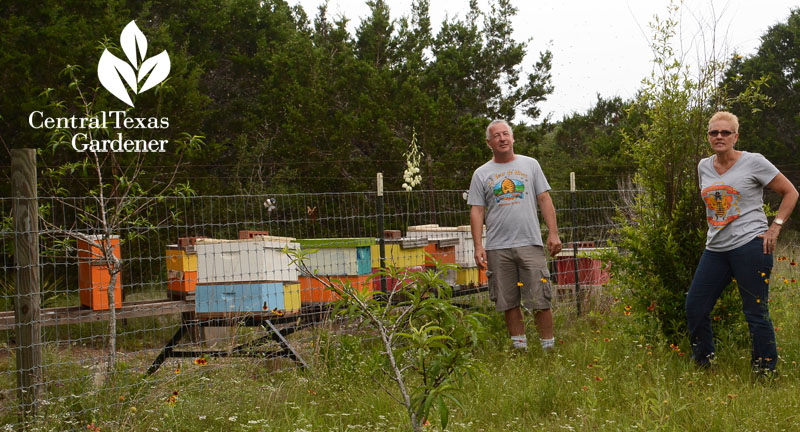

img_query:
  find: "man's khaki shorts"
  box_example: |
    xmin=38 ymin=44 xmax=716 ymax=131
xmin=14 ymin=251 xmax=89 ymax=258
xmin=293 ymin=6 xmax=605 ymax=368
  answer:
xmin=486 ymin=245 xmax=552 ymax=312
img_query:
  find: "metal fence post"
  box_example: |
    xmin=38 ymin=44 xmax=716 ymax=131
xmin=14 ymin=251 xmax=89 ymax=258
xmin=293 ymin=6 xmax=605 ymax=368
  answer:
xmin=570 ymin=172 xmax=581 ymax=317
xmin=12 ymin=148 xmax=42 ymax=419
xmin=377 ymin=173 xmax=386 ymax=292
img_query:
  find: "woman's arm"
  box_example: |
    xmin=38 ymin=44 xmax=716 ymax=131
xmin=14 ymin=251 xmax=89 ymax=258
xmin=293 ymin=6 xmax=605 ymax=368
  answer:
xmin=759 ymin=173 xmax=799 ymax=254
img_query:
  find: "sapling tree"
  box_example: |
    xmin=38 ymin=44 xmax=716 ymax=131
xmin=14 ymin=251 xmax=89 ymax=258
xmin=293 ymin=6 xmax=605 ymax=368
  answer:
xmin=37 ymin=57 xmax=202 ymax=381
xmin=288 ymin=248 xmax=487 ymax=431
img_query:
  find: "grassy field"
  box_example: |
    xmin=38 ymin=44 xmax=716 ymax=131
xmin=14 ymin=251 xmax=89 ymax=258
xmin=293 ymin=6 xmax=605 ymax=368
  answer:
xmin=4 ymin=250 xmax=800 ymax=431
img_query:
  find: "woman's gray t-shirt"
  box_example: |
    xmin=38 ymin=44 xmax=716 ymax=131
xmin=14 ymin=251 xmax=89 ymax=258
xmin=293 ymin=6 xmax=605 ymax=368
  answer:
xmin=467 ymin=155 xmax=551 ymax=250
xmin=698 ymin=151 xmax=779 ymax=251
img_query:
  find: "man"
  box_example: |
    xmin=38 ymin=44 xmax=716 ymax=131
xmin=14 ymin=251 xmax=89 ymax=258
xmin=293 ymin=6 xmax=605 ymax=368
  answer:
xmin=468 ymin=119 xmax=562 ymax=351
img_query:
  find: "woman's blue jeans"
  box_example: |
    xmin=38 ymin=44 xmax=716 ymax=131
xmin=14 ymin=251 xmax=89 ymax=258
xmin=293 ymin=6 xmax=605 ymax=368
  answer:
xmin=685 ymin=237 xmax=777 ymax=370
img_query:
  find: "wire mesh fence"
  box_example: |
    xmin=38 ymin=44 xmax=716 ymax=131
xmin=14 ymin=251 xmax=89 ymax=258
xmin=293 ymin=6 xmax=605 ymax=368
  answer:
xmin=0 ymin=187 xmax=632 ymax=429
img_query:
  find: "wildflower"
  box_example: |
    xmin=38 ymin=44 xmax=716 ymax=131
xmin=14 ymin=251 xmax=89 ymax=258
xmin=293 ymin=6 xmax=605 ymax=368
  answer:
xmin=678 ymin=352 xmax=685 ymax=356
xmin=130 ymin=406 xmax=137 ymax=413
xmin=764 ymin=279 xmax=769 ymax=284
xmin=587 ymin=363 xmax=594 ymax=368
xmin=540 ymin=278 xmax=548 ymax=283
xmin=791 ymin=261 xmax=798 ymax=266
xmin=792 ymin=279 xmax=797 ymax=283
xmin=307 ymin=389 xmax=317 ymax=395
xmin=272 ymin=308 xmax=284 ymax=317
xmin=727 ymin=394 xmax=738 ymax=400
xmin=647 ymin=301 xmax=655 ymax=312
xmin=594 ymin=376 xmax=603 ymax=381
xmin=194 ymin=357 xmax=207 ymax=366
xmin=713 ymin=316 xmax=721 ymax=321
xmin=402 ymin=130 xmax=423 ymax=192
xmin=624 ymin=305 xmax=632 ymax=311
xmin=624 ymin=311 xmax=631 ymax=316
xmin=582 ymin=385 xmax=589 ymax=391
xmin=761 ymin=272 xmax=766 ymax=277
xmin=423 ymin=418 xmax=431 ymax=426
xmin=119 ymin=395 xmax=125 ymax=402
xmin=604 ymin=338 xmax=610 ymax=342
xmin=175 ymin=367 xmax=181 ymax=375
xmin=518 ymin=282 xmax=524 ymax=287
xmin=757 ymin=298 xmax=761 ymax=303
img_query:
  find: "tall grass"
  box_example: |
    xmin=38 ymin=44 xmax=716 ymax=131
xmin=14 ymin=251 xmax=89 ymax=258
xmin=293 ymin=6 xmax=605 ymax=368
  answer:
xmin=5 ymin=245 xmax=800 ymax=431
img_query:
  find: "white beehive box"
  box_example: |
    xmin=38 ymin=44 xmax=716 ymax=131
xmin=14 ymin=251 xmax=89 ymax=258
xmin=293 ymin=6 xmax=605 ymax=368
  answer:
xmin=407 ymin=225 xmax=484 ymax=268
xmin=195 ymin=236 xmax=299 ymax=283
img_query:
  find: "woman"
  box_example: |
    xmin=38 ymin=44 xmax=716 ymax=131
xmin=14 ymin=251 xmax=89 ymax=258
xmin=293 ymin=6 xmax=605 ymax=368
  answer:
xmin=686 ymin=111 xmax=798 ymax=373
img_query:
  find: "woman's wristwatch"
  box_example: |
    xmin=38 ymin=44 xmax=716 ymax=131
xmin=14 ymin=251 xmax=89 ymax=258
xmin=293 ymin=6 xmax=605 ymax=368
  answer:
xmin=774 ymin=218 xmax=784 ymax=226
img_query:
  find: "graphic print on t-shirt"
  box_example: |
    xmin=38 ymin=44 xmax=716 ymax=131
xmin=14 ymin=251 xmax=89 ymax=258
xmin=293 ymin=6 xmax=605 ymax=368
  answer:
xmin=701 ymin=183 xmax=741 ymax=228
xmin=486 ymin=170 xmax=529 ymax=206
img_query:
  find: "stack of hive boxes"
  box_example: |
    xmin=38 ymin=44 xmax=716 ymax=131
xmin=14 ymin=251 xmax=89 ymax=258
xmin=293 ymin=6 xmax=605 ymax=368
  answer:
xmin=77 ymin=235 xmax=122 ymax=310
xmin=296 ymin=238 xmax=374 ymax=302
xmin=165 ymin=236 xmax=206 ymax=300
xmin=406 ymin=225 xmax=487 ymax=287
xmin=371 ymin=236 xmax=428 ymax=292
xmin=422 ymin=237 xmax=460 ymax=286
xmin=194 ymin=236 xmax=300 ymax=314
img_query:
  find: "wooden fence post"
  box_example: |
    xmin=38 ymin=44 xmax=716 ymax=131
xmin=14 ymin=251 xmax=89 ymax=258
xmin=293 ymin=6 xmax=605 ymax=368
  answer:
xmin=12 ymin=148 xmax=42 ymax=419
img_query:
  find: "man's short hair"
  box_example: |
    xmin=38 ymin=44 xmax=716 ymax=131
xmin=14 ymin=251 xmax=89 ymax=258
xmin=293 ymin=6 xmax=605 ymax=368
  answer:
xmin=709 ymin=111 xmax=739 ymax=133
xmin=486 ymin=119 xmax=513 ymax=140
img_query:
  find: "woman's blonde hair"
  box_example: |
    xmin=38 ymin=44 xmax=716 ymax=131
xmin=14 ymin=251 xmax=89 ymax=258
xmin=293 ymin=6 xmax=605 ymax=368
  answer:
xmin=709 ymin=111 xmax=739 ymax=133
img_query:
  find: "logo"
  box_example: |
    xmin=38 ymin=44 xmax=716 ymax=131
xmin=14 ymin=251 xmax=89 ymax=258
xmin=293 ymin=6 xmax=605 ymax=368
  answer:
xmin=493 ymin=178 xmax=524 ymax=203
xmin=702 ymin=184 xmax=741 ymax=227
xmin=98 ymin=20 xmax=170 ymax=107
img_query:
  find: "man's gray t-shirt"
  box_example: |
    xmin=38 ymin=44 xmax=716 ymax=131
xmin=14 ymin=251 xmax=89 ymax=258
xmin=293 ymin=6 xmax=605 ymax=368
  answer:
xmin=468 ymin=155 xmax=551 ymax=250
xmin=698 ymin=151 xmax=779 ymax=251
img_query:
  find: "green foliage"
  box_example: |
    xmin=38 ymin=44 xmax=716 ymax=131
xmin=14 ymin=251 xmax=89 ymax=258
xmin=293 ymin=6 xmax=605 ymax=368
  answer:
xmin=1 ymin=0 xmax=552 ymax=195
xmin=724 ymin=8 xmax=800 ymax=185
xmin=604 ymin=4 xmax=728 ymax=340
xmin=289 ymin=247 xmax=488 ymax=431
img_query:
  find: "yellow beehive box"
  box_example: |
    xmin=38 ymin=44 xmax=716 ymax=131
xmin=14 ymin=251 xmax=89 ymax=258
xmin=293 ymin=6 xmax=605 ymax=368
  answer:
xmin=284 ymin=282 xmax=301 ymax=312
xmin=371 ymin=238 xmax=428 ymax=268
xmin=456 ymin=267 xmax=488 ymax=285
xmin=166 ymin=245 xmax=197 ymax=272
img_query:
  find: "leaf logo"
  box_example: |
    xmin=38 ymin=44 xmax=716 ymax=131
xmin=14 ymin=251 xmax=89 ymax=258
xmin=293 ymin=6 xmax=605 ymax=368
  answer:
xmin=97 ymin=21 xmax=170 ymax=107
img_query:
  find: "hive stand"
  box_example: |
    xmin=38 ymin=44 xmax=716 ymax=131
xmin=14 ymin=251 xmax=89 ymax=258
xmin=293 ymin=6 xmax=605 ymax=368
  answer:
xmin=147 ymin=311 xmax=308 ymax=375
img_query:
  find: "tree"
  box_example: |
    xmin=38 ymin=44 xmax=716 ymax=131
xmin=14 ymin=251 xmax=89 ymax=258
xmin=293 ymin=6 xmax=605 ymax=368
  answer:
xmin=723 ymin=8 xmax=800 ymax=185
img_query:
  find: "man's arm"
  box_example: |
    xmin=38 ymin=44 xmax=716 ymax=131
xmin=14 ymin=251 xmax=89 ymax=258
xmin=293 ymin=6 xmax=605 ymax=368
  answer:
xmin=536 ymin=191 xmax=562 ymax=257
xmin=470 ymin=205 xmax=487 ymax=269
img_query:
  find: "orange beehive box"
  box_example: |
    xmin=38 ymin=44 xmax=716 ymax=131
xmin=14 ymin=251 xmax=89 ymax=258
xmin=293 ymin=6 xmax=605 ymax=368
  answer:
xmin=299 ymin=274 xmax=371 ymax=303
xmin=423 ymin=238 xmax=459 ymax=266
xmin=168 ymin=270 xmax=197 ymax=293
xmin=78 ymin=236 xmax=122 ymax=310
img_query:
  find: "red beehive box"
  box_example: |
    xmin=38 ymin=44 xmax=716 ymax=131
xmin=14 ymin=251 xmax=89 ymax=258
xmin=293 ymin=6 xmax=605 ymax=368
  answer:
xmin=77 ymin=236 xmax=122 ymax=310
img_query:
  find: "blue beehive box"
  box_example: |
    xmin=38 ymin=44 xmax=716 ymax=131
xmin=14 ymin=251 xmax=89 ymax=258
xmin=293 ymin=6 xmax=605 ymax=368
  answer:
xmin=195 ymin=282 xmax=285 ymax=313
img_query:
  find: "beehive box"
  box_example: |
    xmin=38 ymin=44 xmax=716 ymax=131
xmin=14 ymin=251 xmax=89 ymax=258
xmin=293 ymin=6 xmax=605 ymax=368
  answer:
xmin=168 ymin=270 xmax=197 ymax=294
xmin=370 ymin=237 xmax=428 ymax=269
xmin=407 ymin=225 xmax=484 ymax=267
xmin=298 ymin=274 xmax=372 ymax=303
xmin=77 ymin=235 xmax=122 ymax=310
xmin=195 ymin=282 xmax=285 ymax=313
xmin=455 ymin=267 xmax=488 ymax=286
xmin=283 ymin=282 xmax=301 ymax=312
xmin=195 ymin=237 xmax=299 ymax=283
xmin=166 ymin=245 xmax=197 ymax=272
xmin=296 ymin=238 xmax=374 ymax=275
xmin=371 ymin=265 xmax=426 ymax=293
xmin=423 ymin=237 xmax=459 ymax=266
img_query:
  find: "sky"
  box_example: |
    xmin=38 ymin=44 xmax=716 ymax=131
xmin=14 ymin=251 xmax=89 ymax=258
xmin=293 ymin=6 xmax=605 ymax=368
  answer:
xmin=292 ymin=0 xmax=799 ymax=122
